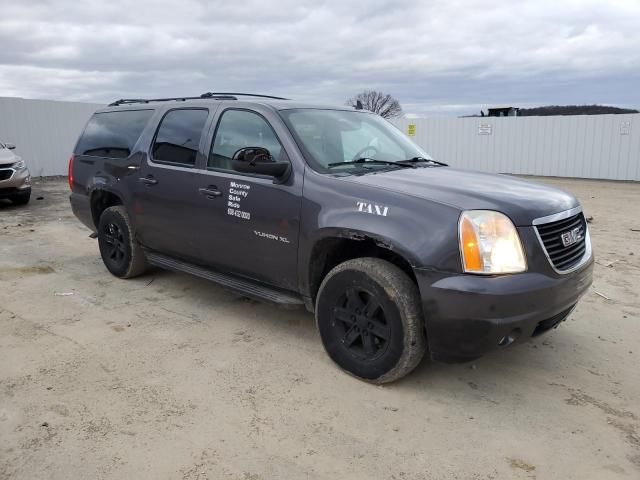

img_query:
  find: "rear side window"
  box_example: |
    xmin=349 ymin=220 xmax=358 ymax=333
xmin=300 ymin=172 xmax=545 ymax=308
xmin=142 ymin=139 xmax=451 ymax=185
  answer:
xmin=151 ymin=109 xmax=209 ymax=167
xmin=75 ymin=110 xmax=153 ymax=158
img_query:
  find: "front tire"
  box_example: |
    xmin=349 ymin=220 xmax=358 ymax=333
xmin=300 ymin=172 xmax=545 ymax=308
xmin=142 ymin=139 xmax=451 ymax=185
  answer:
xmin=97 ymin=206 xmax=147 ymax=278
xmin=315 ymin=258 xmax=426 ymax=383
xmin=10 ymin=190 xmax=31 ymax=205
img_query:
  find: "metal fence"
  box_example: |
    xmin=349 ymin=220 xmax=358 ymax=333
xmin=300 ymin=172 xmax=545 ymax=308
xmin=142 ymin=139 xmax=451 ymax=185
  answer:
xmin=1 ymin=97 xmax=639 ymax=180
xmin=393 ymin=114 xmax=640 ymax=181
xmin=0 ymin=97 xmax=101 ymax=177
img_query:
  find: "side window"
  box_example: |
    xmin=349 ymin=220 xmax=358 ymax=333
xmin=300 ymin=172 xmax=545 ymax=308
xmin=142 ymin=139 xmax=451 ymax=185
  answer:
xmin=209 ymin=110 xmax=283 ymax=171
xmin=75 ymin=110 xmax=153 ymax=159
xmin=152 ymin=109 xmax=209 ymax=167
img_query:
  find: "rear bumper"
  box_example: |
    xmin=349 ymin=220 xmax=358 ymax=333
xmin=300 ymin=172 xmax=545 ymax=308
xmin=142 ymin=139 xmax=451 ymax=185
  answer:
xmin=415 ymin=255 xmax=594 ymax=363
xmin=69 ymin=192 xmax=96 ymax=231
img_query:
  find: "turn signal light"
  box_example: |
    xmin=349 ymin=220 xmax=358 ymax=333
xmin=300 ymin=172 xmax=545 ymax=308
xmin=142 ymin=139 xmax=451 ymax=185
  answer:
xmin=460 ymin=216 xmax=483 ymax=271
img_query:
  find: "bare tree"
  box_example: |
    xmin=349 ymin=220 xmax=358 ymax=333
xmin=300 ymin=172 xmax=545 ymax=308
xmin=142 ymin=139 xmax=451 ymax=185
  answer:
xmin=346 ymin=90 xmax=403 ymax=119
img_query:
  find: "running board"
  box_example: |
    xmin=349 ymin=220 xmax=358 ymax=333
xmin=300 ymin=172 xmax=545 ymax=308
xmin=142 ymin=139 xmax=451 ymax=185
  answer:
xmin=146 ymin=252 xmax=304 ymax=307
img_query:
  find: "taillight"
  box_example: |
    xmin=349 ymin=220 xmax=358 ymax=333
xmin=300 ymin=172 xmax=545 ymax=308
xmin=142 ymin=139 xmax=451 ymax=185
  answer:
xmin=68 ymin=154 xmax=74 ymax=190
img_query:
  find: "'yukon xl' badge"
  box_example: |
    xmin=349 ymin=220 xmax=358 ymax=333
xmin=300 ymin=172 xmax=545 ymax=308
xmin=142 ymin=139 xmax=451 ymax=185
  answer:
xmin=560 ymin=226 xmax=584 ymax=247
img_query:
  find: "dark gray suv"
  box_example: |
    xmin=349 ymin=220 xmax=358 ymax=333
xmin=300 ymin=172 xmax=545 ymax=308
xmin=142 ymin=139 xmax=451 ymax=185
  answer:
xmin=69 ymin=93 xmax=594 ymax=383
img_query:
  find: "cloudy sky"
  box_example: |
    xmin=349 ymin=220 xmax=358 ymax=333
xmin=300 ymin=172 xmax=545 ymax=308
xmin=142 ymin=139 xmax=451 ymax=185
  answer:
xmin=0 ymin=0 xmax=639 ymax=116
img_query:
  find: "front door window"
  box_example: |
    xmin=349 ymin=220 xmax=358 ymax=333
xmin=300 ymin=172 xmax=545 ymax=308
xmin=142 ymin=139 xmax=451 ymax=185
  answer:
xmin=209 ymin=109 xmax=283 ymax=171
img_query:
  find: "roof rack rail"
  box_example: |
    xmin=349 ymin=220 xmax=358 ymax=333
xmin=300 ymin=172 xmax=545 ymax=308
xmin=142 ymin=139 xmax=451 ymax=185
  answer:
xmin=200 ymin=92 xmax=289 ymax=100
xmin=108 ymin=92 xmax=288 ymax=107
xmin=108 ymin=94 xmax=237 ymax=107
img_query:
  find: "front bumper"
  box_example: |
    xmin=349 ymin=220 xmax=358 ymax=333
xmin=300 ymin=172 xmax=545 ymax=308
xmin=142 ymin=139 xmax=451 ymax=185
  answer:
xmin=0 ymin=166 xmax=31 ymax=198
xmin=415 ymin=254 xmax=594 ymax=363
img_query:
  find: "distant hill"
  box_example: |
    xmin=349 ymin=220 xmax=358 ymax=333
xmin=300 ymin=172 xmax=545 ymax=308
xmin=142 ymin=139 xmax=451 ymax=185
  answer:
xmin=518 ymin=105 xmax=638 ymax=116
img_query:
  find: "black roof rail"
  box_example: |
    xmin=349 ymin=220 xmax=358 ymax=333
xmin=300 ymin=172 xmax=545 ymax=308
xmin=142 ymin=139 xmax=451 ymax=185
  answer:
xmin=108 ymin=92 xmax=288 ymax=107
xmin=108 ymin=97 xmax=201 ymax=107
xmin=108 ymin=98 xmax=151 ymax=106
xmin=200 ymin=92 xmax=289 ymax=100
xmin=108 ymin=94 xmax=237 ymax=107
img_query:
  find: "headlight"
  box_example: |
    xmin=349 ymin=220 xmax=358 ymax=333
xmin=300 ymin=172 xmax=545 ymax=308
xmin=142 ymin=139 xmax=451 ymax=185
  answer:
xmin=13 ymin=160 xmax=26 ymax=170
xmin=459 ymin=210 xmax=526 ymax=274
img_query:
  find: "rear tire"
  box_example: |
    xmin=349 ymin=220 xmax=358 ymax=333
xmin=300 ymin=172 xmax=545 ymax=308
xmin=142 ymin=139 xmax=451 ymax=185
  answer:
xmin=97 ymin=206 xmax=147 ymax=278
xmin=10 ymin=190 xmax=30 ymax=205
xmin=315 ymin=258 xmax=426 ymax=383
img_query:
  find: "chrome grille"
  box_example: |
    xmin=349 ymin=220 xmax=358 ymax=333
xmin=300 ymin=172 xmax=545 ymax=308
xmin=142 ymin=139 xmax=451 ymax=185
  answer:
xmin=0 ymin=168 xmax=13 ymax=181
xmin=535 ymin=212 xmax=587 ymax=271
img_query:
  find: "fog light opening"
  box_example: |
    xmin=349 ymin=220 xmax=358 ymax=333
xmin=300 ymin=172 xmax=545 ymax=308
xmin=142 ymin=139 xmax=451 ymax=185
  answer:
xmin=498 ymin=328 xmax=522 ymax=347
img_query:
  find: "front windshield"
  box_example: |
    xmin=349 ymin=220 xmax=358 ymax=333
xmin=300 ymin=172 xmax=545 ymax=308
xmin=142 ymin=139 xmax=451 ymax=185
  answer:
xmin=279 ymin=109 xmax=432 ymax=172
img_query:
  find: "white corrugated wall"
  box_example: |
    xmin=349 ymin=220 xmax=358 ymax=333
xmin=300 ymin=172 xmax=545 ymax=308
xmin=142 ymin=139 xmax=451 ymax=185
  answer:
xmin=393 ymin=114 xmax=640 ymax=181
xmin=0 ymin=97 xmax=102 ymax=176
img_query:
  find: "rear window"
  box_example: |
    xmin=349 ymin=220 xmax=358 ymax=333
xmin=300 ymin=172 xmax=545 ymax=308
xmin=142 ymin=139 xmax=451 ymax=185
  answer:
xmin=75 ymin=110 xmax=153 ymax=158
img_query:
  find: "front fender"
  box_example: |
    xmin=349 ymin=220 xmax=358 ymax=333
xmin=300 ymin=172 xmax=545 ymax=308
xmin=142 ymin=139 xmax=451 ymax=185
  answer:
xmin=298 ymin=170 xmax=463 ymax=296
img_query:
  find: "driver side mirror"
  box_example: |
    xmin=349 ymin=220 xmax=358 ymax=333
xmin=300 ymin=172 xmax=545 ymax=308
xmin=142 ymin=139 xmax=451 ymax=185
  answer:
xmin=231 ymin=147 xmax=290 ymax=181
xmin=5 ymin=143 xmax=15 ymax=150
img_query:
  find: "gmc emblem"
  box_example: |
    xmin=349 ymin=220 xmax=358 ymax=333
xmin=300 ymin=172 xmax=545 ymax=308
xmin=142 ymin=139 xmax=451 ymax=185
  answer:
xmin=561 ymin=227 xmax=584 ymax=247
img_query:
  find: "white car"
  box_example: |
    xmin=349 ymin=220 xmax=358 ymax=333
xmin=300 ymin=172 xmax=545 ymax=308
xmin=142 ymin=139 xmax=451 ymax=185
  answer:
xmin=0 ymin=141 xmax=31 ymax=205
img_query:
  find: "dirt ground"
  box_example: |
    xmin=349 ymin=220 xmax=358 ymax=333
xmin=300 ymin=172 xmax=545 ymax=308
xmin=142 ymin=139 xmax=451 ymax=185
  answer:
xmin=1 ymin=177 xmax=639 ymax=480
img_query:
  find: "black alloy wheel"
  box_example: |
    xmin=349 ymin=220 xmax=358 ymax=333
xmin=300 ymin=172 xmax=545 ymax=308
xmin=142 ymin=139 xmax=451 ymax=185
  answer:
xmin=332 ymin=288 xmax=391 ymax=361
xmin=102 ymin=221 xmax=126 ymax=267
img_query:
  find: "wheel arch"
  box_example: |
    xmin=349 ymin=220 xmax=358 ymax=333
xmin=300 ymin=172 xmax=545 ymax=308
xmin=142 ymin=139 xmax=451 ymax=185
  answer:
xmin=306 ymin=229 xmax=419 ymax=306
xmin=90 ymin=187 xmax=124 ymax=229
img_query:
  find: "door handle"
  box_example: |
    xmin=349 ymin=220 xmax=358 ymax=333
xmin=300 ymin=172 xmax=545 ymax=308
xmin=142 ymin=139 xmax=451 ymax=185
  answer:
xmin=198 ymin=186 xmax=222 ymax=198
xmin=127 ymin=165 xmax=140 ymax=171
xmin=139 ymin=176 xmax=158 ymax=186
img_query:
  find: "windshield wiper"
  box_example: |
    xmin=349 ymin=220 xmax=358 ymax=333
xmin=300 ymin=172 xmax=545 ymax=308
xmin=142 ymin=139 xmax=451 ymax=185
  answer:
xmin=327 ymin=157 xmax=416 ymax=169
xmin=397 ymin=157 xmax=448 ymax=167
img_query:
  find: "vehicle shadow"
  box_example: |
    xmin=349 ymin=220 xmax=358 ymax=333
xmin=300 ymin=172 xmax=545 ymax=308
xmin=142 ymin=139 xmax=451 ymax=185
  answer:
xmin=398 ymin=328 xmax=576 ymax=397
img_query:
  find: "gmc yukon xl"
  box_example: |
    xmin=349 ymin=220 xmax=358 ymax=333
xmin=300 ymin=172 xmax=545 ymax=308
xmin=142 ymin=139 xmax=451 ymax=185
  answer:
xmin=69 ymin=93 xmax=594 ymax=383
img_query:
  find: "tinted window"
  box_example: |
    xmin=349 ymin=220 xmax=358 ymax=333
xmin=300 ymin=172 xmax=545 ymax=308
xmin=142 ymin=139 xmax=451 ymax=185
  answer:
xmin=209 ymin=110 xmax=283 ymax=171
xmin=75 ymin=110 xmax=153 ymax=158
xmin=152 ymin=109 xmax=209 ymax=166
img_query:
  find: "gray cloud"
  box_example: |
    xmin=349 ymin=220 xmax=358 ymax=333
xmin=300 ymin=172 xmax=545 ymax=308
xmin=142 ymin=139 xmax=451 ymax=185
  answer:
xmin=0 ymin=0 xmax=639 ymax=115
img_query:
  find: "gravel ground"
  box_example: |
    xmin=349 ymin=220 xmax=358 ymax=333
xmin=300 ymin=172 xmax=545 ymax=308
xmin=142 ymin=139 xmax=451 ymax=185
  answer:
xmin=1 ymin=176 xmax=639 ymax=480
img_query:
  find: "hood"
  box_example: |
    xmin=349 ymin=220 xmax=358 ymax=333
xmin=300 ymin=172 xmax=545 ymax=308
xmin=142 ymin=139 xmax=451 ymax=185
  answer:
xmin=0 ymin=148 xmax=17 ymax=165
xmin=345 ymin=167 xmax=578 ymax=226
